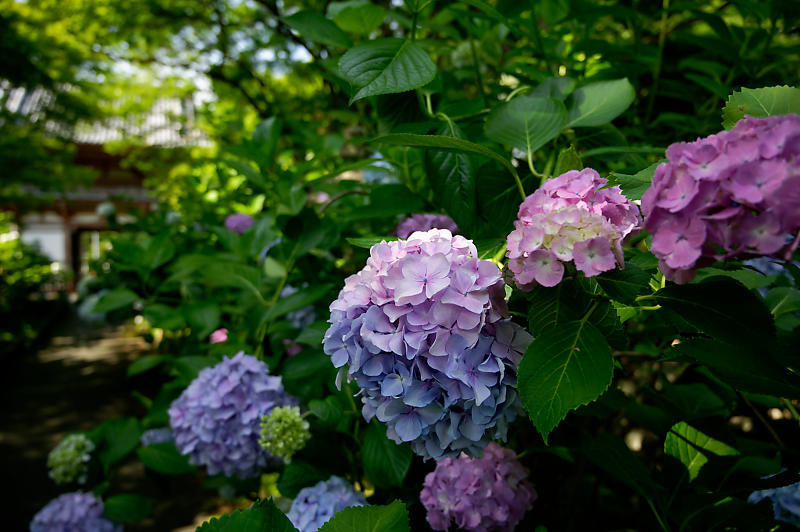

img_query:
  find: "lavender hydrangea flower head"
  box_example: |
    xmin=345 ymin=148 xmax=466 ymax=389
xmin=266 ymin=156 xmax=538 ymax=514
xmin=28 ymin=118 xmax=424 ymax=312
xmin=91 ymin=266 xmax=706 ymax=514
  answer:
xmin=394 ymin=214 xmax=459 ymax=239
xmin=47 ymin=433 xmax=94 ymax=485
xmin=748 ymin=480 xmax=800 ymax=527
xmin=139 ymin=428 xmax=173 ymax=447
xmin=30 ymin=491 xmax=121 ymax=532
xmin=323 ymin=229 xmax=532 ymax=459
xmin=505 ymin=168 xmax=642 ymax=289
xmin=224 ymin=213 xmax=255 ymax=234
xmin=287 ymin=476 xmax=367 ymax=532
xmin=642 ymin=114 xmax=800 ymax=283
xmin=420 ymin=442 xmax=536 ymax=532
xmin=168 ymin=352 xmax=296 ymax=477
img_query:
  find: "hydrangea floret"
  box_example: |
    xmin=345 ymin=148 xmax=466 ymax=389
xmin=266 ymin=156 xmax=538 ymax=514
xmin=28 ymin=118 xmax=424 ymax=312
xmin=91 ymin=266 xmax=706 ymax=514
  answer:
xmin=168 ymin=352 xmax=296 ymax=477
xmin=224 ymin=213 xmax=255 ymax=234
xmin=641 ymin=114 xmax=800 ymax=283
xmin=506 ymin=168 xmax=642 ymax=289
xmin=394 ymin=213 xmax=459 ymax=239
xmin=139 ymin=427 xmax=173 ymax=447
xmin=323 ymin=229 xmax=532 ymax=459
xmin=420 ymin=442 xmax=536 ymax=532
xmin=748 ymin=480 xmax=800 ymax=527
xmin=258 ymin=405 xmax=311 ymax=463
xmin=30 ymin=491 xmax=121 ymax=532
xmin=286 ymin=476 xmax=367 ymax=532
xmin=47 ymin=433 xmax=94 ymax=485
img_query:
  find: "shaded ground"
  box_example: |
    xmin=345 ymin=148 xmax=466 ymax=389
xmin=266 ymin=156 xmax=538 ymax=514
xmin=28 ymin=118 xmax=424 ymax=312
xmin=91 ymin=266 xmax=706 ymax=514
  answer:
xmin=0 ymin=313 xmax=219 ymax=530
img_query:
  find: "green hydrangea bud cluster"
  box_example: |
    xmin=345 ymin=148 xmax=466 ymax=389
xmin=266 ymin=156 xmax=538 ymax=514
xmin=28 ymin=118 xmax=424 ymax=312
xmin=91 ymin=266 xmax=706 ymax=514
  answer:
xmin=258 ymin=406 xmax=310 ymax=463
xmin=47 ymin=434 xmax=94 ymax=485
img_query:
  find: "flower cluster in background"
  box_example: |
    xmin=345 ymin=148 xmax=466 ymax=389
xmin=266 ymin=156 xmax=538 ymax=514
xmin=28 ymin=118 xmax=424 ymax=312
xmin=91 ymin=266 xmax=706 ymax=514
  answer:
xmin=642 ymin=114 xmax=800 ymax=283
xmin=323 ymin=229 xmax=531 ymax=459
xmin=224 ymin=213 xmax=255 ymax=234
xmin=139 ymin=427 xmax=173 ymax=447
xmin=47 ymin=433 xmax=94 ymax=485
xmin=168 ymin=352 xmax=296 ymax=477
xmin=420 ymin=442 xmax=536 ymax=532
xmin=506 ymin=168 xmax=642 ymax=289
xmin=259 ymin=405 xmax=310 ymax=463
xmin=281 ymin=285 xmax=318 ymax=330
xmin=748 ymin=480 xmax=800 ymax=527
xmin=30 ymin=492 xmax=121 ymax=532
xmin=394 ymin=213 xmax=459 ymax=239
xmin=209 ymin=328 xmax=228 ymax=344
xmin=286 ymin=476 xmax=367 ymax=532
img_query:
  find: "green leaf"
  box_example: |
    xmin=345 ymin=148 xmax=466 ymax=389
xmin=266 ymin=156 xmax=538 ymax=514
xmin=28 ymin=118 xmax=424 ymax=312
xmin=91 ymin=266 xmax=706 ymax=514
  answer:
xmin=137 ymin=442 xmax=196 ymax=474
xmin=183 ymin=302 xmax=221 ymax=339
xmin=581 ymin=433 xmax=659 ymax=496
xmin=196 ymin=498 xmax=297 ymax=532
xmin=317 ymin=500 xmax=409 ymax=532
xmin=252 ymin=117 xmax=283 ymax=166
xmin=143 ymin=233 xmax=176 ymax=270
xmin=278 ymin=461 xmax=329 ymax=499
xmin=261 ymin=284 xmax=332 ymax=324
xmin=295 ymin=321 xmax=329 ymax=345
xmin=665 ymin=422 xmax=739 ymax=481
xmin=143 ymin=303 xmax=186 ymax=331
xmin=607 ymin=161 xmax=662 ymax=201
xmin=518 ymin=320 xmax=613 ymax=442
xmin=225 ymin=159 xmax=269 ymax=191
xmin=127 ymin=355 xmax=167 ymax=377
xmin=103 ymin=494 xmax=152 ymax=523
xmin=765 ymin=286 xmax=800 ymax=318
xmin=283 ymin=11 xmax=352 ymax=49
xmin=346 ymin=236 xmax=399 ymax=248
xmin=721 ymin=86 xmax=800 ymax=129
xmin=372 ymin=133 xmax=517 ymax=179
xmin=92 ymin=288 xmax=139 ymax=313
xmin=652 ymin=277 xmax=774 ymax=346
xmin=362 ymin=422 xmax=412 ymax=488
xmin=565 ymin=78 xmax=636 ymax=127
xmin=552 ymin=145 xmax=583 ymax=176
xmin=531 ymin=77 xmax=576 ymax=100
xmin=329 ymin=1 xmax=387 ymax=35
xmin=425 ymin=122 xmax=477 ymax=233
xmin=99 ymin=417 xmax=141 ymax=468
xmin=309 ymin=396 xmax=345 ymax=426
xmin=484 ymin=95 xmax=567 ymax=154
xmin=339 ymin=39 xmax=436 ymax=103
xmin=596 ymin=265 xmax=652 ymax=305
xmin=281 ymin=350 xmax=331 ymax=380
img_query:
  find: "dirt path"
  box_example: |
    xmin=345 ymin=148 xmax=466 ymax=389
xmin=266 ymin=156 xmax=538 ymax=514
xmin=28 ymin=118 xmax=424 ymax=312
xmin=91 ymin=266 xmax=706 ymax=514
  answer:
xmin=0 ymin=315 xmax=217 ymax=530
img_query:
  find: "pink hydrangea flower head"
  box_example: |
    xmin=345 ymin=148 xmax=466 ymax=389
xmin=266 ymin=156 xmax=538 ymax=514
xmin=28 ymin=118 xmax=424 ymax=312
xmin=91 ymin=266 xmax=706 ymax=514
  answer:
xmin=506 ymin=168 xmax=642 ymax=289
xmin=642 ymin=114 xmax=800 ymax=282
xmin=420 ymin=442 xmax=536 ymax=531
xmin=225 ymin=213 xmax=255 ymax=234
xmin=323 ymin=229 xmax=532 ymax=459
xmin=209 ymin=328 xmax=228 ymax=343
xmin=394 ymin=213 xmax=460 ymax=239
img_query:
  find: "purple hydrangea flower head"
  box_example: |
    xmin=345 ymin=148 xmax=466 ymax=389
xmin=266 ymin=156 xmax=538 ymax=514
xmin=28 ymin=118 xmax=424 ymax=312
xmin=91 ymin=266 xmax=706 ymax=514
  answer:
xmin=139 ymin=427 xmax=173 ymax=447
xmin=30 ymin=491 xmax=121 ymax=532
xmin=323 ymin=229 xmax=532 ymax=459
xmin=168 ymin=352 xmax=296 ymax=477
xmin=642 ymin=114 xmax=800 ymax=283
xmin=420 ymin=442 xmax=536 ymax=531
xmin=394 ymin=214 xmax=460 ymax=239
xmin=287 ymin=476 xmax=367 ymax=532
xmin=506 ymin=168 xmax=642 ymax=289
xmin=748 ymin=480 xmax=800 ymax=527
xmin=224 ymin=213 xmax=255 ymax=234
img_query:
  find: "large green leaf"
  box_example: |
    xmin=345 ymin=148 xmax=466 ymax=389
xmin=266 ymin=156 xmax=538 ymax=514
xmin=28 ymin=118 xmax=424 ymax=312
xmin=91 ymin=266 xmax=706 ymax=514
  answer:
xmin=183 ymin=302 xmax=221 ymax=339
xmin=92 ymin=288 xmax=139 ymax=313
xmin=765 ymin=286 xmax=800 ymax=318
xmin=596 ymin=264 xmax=652 ymax=305
xmin=721 ymin=85 xmax=800 ymax=129
xmin=282 ymin=11 xmax=352 ymax=49
xmin=425 ymin=123 xmax=477 ymax=233
xmin=196 ymin=498 xmax=297 ymax=532
xmin=143 ymin=233 xmax=176 ymax=270
xmin=362 ymin=422 xmax=412 ymax=488
xmin=104 ymin=494 xmax=152 ymax=523
xmin=261 ymin=283 xmax=332 ymax=324
xmin=329 ymin=1 xmax=387 ymax=35
xmin=252 ymin=117 xmax=283 ymax=166
xmin=665 ymin=422 xmax=739 ymax=481
xmin=308 ymin=395 xmax=345 ymax=427
xmin=565 ymin=78 xmax=635 ymax=127
xmin=317 ymin=501 xmax=409 ymax=532
xmin=339 ymin=39 xmax=436 ymax=103
xmin=278 ymin=460 xmax=329 ymax=499
xmin=606 ymin=161 xmax=662 ymax=201
xmin=127 ymin=354 xmax=167 ymax=377
xmin=518 ymin=320 xmax=613 ymax=442
xmin=484 ymin=95 xmax=567 ymax=154
xmin=137 ymin=442 xmax=195 ymax=474
xmin=99 ymin=417 xmax=141 ymax=468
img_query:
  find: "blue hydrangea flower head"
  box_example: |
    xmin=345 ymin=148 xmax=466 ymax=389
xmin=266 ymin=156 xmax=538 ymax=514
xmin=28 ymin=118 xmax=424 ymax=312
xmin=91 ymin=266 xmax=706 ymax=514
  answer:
xmin=287 ymin=476 xmax=367 ymax=532
xmin=168 ymin=352 xmax=296 ymax=477
xmin=30 ymin=491 xmax=121 ymax=532
xmin=323 ymin=229 xmax=532 ymax=459
xmin=47 ymin=433 xmax=94 ymax=485
xmin=749 ymin=480 xmax=800 ymax=527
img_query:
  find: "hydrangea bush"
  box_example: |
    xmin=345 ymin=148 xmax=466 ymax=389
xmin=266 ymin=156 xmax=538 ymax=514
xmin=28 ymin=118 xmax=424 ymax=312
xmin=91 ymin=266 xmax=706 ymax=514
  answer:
xmin=323 ymin=229 xmax=531 ymax=459
xmin=642 ymin=114 xmax=800 ymax=282
xmin=30 ymin=492 xmax=121 ymax=532
xmin=421 ymin=442 xmax=536 ymax=531
xmin=47 ymin=433 xmax=94 ymax=485
xmin=286 ymin=476 xmax=367 ymax=532
xmin=168 ymin=352 xmax=296 ymax=477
